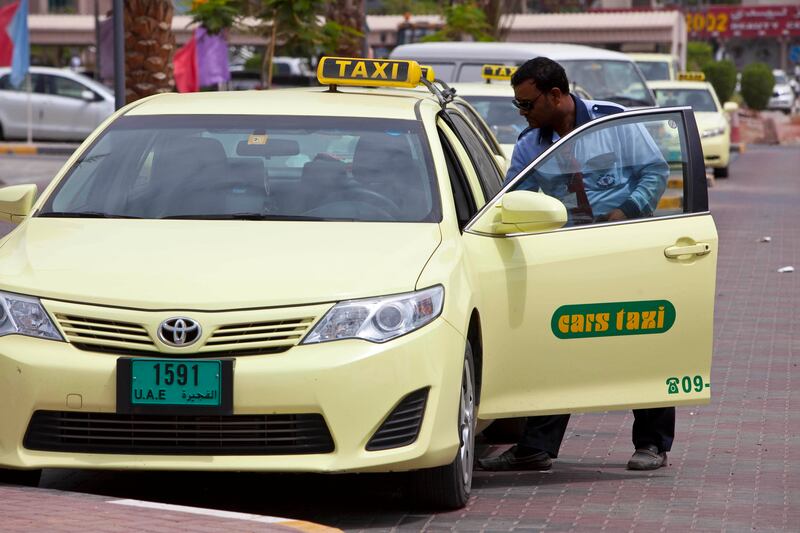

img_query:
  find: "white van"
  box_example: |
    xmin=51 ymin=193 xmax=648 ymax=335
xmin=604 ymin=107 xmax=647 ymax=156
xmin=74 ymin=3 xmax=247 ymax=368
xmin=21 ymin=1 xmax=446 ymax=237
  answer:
xmin=389 ymin=42 xmax=655 ymax=108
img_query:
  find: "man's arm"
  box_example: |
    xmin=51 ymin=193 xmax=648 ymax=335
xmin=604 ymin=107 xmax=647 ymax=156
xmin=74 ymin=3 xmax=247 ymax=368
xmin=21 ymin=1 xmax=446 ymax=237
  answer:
xmin=611 ymin=123 xmax=669 ymax=220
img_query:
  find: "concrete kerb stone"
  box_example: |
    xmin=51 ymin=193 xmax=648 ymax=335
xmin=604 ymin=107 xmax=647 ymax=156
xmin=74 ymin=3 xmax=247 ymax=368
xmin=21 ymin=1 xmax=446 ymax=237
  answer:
xmin=0 ymin=143 xmax=78 ymax=156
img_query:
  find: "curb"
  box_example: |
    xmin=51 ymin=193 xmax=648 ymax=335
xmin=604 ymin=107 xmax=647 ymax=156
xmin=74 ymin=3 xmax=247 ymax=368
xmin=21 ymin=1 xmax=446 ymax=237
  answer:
xmin=0 ymin=143 xmax=78 ymax=156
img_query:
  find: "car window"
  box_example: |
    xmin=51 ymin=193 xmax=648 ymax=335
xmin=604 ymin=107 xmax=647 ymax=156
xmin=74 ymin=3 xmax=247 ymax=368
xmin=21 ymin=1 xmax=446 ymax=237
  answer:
xmin=457 ymin=63 xmax=504 ymax=82
xmin=421 ymin=62 xmax=456 ymax=82
xmin=461 ymin=95 xmax=525 ymax=145
xmin=438 ymin=129 xmax=477 ymax=229
xmin=50 ymin=75 xmax=87 ymax=99
xmin=0 ymin=73 xmax=47 ymax=94
xmin=446 ymin=112 xmax=503 ymax=199
xmin=508 ymin=111 xmax=691 ymax=228
xmin=654 ymin=89 xmax=717 ymax=113
xmin=452 ymin=101 xmax=501 ymax=156
xmin=561 ymin=60 xmax=654 ymax=107
xmin=41 ymin=115 xmax=441 ymax=223
xmin=636 ymin=61 xmax=671 ymax=81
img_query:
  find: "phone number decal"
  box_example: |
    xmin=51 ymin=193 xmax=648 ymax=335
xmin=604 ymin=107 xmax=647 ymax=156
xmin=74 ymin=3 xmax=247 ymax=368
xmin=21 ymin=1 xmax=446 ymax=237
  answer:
xmin=666 ymin=375 xmax=710 ymax=395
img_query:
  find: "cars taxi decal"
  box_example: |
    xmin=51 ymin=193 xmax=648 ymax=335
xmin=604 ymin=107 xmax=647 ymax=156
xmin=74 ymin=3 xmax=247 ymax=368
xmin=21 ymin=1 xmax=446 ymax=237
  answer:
xmin=482 ymin=64 xmax=517 ymax=81
xmin=317 ymin=57 xmax=422 ymax=88
xmin=551 ymin=300 xmax=676 ymax=339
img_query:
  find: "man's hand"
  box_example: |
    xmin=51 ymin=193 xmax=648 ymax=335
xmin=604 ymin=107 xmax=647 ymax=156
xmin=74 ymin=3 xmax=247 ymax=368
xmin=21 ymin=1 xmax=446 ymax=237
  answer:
xmin=606 ymin=208 xmax=627 ymax=221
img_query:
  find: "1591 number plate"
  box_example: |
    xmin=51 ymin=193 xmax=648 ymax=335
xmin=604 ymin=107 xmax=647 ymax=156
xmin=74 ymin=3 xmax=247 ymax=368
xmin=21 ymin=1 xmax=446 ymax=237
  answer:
xmin=131 ymin=359 xmax=221 ymax=406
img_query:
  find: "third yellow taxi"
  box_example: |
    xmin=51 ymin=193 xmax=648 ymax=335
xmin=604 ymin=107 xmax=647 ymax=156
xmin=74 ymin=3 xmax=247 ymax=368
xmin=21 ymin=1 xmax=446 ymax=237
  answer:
xmin=0 ymin=57 xmax=717 ymax=508
xmin=649 ymin=76 xmax=733 ymax=178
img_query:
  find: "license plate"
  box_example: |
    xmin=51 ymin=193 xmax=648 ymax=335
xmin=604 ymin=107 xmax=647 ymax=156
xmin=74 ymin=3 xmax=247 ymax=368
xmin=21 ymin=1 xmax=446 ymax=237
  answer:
xmin=130 ymin=359 xmax=221 ymax=407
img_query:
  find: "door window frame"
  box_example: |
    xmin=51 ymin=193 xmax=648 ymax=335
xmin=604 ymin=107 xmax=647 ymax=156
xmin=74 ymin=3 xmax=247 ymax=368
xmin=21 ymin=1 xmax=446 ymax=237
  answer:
xmin=464 ymin=106 xmax=708 ymax=236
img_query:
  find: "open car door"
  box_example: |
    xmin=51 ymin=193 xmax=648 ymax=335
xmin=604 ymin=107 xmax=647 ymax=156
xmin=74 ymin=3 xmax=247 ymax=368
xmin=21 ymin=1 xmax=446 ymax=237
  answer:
xmin=463 ymin=107 xmax=717 ymax=419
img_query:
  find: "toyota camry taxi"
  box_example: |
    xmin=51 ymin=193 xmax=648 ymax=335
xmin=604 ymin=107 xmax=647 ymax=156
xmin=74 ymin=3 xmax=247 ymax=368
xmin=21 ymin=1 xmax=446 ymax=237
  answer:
xmin=0 ymin=57 xmax=718 ymax=509
xmin=650 ymin=75 xmax=732 ymax=178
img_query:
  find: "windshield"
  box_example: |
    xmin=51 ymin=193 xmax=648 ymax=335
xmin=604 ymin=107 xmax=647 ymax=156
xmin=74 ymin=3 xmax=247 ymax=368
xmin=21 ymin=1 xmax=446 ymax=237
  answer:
xmin=654 ymin=88 xmax=717 ymax=113
xmin=774 ymin=73 xmax=787 ymax=85
xmin=636 ymin=61 xmax=671 ymax=81
xmin=461 ymin=96 xmax=525 ymax=145
xmin=39 ymin=115 xmax=440 ymax=223
xmin=561 ymin=60 xmax=655 ymax=107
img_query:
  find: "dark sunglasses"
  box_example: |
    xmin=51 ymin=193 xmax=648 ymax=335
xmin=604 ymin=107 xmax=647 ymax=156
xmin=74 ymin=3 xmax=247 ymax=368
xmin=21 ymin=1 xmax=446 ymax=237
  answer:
xmin=512 ymin=91 xmax=544 ymax=112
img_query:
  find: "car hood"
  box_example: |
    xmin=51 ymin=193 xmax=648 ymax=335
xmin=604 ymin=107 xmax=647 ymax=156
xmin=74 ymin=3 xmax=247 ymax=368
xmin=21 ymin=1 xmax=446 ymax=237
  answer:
xmin=0 ymin=219 xmax=442 ymax=310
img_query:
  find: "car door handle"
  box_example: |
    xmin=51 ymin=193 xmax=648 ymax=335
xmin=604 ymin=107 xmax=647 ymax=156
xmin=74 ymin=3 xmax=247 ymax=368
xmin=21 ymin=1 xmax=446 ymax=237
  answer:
xmin=664 ymin=243 xmax=711 ymax=258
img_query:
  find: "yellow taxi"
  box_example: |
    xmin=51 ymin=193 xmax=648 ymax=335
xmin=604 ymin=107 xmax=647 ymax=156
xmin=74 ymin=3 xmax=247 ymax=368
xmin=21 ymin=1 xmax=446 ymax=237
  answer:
xmin=0 ymin=57 xmax=718 ymax=508
xmin=649 ymin=78 xmax=732 ymax=178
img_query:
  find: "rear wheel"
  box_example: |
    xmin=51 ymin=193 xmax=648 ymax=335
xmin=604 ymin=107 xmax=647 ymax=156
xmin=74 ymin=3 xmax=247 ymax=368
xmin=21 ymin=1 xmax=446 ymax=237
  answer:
xmin=408 ymin=341 xmax=476 ymax=509
xmin=713 ymin=166 xmax=729 ymax=178
xmin=0 ymin=468 xmax=42 ymax=487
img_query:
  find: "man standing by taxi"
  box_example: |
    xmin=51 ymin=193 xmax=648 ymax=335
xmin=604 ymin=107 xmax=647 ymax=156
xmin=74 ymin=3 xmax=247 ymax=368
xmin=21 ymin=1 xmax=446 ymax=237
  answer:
xmin=479 ymin=57 xmax=672 ymax=472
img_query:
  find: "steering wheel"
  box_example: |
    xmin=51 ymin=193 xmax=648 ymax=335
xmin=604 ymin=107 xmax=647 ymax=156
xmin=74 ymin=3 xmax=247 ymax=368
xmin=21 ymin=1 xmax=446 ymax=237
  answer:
xmin=339 ymin=186 xmax=401 ymax=217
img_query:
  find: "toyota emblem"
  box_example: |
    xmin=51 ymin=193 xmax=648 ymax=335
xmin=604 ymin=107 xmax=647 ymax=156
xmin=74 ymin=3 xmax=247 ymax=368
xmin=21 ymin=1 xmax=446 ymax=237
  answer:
xmin=158 ymin=317 xmax=202 ymax=347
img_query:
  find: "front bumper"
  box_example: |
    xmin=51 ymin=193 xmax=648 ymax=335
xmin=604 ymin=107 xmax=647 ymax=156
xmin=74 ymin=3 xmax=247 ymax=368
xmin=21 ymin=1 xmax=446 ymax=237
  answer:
xmin=768 ymin=95 xmax=794 ymax=110
xmin=701 ymin=133 xmax=731 ymax=169
xmin=0 ymin=318 xmax=465 ymax=473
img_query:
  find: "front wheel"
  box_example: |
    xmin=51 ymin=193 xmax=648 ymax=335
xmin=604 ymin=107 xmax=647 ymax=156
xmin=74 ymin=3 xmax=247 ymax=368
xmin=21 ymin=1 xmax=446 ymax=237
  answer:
xmin=408 ymin=341 xmax=476 ymax=509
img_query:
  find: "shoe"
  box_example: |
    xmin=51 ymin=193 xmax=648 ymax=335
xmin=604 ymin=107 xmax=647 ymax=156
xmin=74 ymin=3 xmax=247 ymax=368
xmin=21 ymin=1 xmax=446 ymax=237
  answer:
xmin=477 ymin=445 xmax=552 ymax=471
xmin=627 ymin=444 xmax=667 ymax=470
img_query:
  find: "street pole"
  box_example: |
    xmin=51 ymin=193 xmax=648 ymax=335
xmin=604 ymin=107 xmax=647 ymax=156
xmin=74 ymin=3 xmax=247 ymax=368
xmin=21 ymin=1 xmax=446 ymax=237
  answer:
xmin=94 ymin=0 xmax=100 ymax=81
xmin=113 ymin=0 xmax=125 ymax=109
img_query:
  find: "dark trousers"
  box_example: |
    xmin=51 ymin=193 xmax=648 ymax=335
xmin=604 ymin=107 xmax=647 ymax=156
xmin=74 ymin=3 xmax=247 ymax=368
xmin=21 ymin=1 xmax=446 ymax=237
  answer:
xmin=519 ymin=407 xmax=675 ymax=458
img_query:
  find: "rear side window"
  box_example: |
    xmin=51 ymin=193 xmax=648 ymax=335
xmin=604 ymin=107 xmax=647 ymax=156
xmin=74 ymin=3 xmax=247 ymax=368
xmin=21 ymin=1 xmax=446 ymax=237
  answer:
xmin=446 ymin=112 xmax=503 ymax=199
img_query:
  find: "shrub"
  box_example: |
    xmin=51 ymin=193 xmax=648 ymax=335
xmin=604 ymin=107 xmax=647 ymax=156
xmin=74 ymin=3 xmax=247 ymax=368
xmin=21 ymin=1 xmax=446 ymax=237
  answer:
xmin=740 ymin=62 xmax=774 ymax=111
xmin=703 ymin=60 xmax=737 ymax=103
xmin=687 ymin=41 xmax=713 ymax=71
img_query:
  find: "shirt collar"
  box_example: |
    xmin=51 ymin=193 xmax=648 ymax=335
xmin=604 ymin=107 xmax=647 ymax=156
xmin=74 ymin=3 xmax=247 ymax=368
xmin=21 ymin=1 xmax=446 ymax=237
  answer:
xmin=538 ymin=94 xmax=590 ymax=145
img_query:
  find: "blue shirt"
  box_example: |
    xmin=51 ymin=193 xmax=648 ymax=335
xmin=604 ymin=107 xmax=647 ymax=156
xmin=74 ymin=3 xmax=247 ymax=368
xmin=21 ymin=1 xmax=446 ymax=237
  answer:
xmin=505 ymin=95 xmax=668 ymax=220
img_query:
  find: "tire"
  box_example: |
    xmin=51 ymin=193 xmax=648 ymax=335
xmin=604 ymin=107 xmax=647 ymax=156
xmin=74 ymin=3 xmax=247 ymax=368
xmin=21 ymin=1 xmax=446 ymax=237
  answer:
xmin=0 ymin=468 xmax=42 ymax=487
xmin=713 ymin=166 xmax=729 ymax=178
xmin=408 ymin=342 xmax=476 ymax=510
xmin=481 ymin=417 xmax=527 ymax=444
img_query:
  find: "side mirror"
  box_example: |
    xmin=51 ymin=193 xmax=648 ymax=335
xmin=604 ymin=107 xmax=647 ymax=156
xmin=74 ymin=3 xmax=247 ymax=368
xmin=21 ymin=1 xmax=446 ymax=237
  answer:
xmin=723 ymin=101 xmax=739 ymax=113
xmin=0 ymin=184 xmax=38 ymax=224
xmin=81 ymin=89 xmax=96 ymax=102
xmin=472 ymin=190 xmax=567 ymax=235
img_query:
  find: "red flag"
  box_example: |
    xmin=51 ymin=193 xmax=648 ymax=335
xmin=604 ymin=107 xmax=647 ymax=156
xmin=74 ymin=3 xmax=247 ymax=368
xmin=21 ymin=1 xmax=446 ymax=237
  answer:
xmin=0 ymin=1 xmax=19 ymax=67
xmin=173 ymin=35 xmax=198 ymax=93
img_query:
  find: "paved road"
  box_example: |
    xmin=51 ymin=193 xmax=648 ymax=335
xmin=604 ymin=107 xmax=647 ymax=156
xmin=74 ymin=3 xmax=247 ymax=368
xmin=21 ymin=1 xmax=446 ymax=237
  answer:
xmin=1 ymin=147 xmax=798 ymax=531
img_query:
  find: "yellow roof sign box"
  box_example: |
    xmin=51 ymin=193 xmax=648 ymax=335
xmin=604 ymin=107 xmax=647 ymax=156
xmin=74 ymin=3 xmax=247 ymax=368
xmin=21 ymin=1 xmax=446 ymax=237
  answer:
xmin=420 ymin=65 xmax=436 ymax=83
xmin=482 ymin=64 xmax=517 ymax=81
xmin=317 ymin=57 xmax=422 ymax=88
xmin=678 ymin=71 xmax=705 ymax=81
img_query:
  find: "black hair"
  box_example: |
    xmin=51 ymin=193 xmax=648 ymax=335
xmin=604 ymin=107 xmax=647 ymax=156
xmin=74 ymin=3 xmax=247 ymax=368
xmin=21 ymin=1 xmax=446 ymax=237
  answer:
xmin=511 ymin=57 xmax=569 ymax=94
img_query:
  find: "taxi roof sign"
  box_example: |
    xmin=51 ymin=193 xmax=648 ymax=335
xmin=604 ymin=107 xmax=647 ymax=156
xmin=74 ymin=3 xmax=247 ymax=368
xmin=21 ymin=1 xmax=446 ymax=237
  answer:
xmin=420 ymin=65 xmax=436 ymax=83
xmin=482 ymin=64 xmax=517 ymax=81
xmin=317 ymin=57 xmax=422 ymax=88
xmin=677 ymin=71 xmax=706 ymax=81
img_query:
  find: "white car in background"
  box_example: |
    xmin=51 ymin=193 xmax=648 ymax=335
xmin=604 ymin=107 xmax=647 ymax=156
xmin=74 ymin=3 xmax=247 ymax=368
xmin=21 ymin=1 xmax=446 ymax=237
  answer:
xmin=0 ymin=66 xmax=114 ymax=141
xmin=768 ymin=69 xmax=796 ymax=114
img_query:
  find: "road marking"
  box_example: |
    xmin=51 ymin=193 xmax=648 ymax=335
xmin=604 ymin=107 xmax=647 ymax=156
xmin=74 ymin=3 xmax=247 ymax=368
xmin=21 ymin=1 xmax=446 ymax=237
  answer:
xmin=108 ymin=499 xmax=341 ymax=531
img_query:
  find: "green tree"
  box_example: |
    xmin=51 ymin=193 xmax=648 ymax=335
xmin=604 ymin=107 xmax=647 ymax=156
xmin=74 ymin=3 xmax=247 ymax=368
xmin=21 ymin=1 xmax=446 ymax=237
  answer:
xmin=187 ymin=0 xmax=238 ymax=35
xmin=422 ymin=1 xmax=493 ymax=42
xmin=740 ymin=62 xmax=774 ymax=111
xmin=687 ymin=41 xmax=713 ymax=71
xmin=703 ymin=60 xmax=736 ymax=103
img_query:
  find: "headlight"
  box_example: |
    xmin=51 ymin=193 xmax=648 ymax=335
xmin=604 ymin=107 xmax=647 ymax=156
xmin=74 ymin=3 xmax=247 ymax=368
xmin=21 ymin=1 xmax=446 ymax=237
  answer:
xmin=0 ymin=291 xmax=63 ymax=341
xmin=302 ymin=286 xmax=444 ymax=344
xmin=701 ymin=126 xmax=726 ymax=138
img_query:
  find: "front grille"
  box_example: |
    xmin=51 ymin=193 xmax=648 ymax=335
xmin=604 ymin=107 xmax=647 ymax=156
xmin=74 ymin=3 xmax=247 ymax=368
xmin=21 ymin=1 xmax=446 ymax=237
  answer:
xmin=56 ymin=314 xmax=158 ymax=353
xmin=24 ymin=411 xmax=334 ymax=455
xmin=55 ymin=314 xmax=316 ymax=357
xmin=366 ymin=388 xmax=429 ymax=451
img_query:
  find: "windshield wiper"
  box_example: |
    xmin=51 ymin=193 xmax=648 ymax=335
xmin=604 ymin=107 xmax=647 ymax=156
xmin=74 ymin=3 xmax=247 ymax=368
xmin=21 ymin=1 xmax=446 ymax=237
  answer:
xmin=38 ymin=211 xmax=143 ymax=219
xmin=160 ymin=213 xmax=330 ymax=221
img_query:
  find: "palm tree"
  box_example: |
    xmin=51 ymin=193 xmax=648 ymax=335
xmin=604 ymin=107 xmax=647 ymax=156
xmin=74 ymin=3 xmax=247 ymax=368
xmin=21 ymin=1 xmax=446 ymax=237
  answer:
xmin=123 ymin=0 xmax=176 ymax=103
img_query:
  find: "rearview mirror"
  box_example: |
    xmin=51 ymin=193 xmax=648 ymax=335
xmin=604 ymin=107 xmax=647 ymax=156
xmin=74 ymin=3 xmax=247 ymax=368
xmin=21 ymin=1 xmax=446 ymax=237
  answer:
xmin=236 ymin=138 xmax=300 ymax=157
xmin=0 ymin=184 xmax=38 ymax=224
